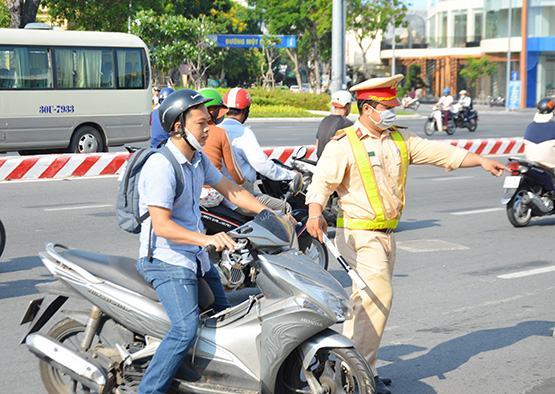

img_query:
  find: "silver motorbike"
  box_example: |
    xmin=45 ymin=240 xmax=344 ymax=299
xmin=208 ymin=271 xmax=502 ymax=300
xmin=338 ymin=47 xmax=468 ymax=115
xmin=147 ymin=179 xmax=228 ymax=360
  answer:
xmin=20 ymin=210 xmax=375 ymax=393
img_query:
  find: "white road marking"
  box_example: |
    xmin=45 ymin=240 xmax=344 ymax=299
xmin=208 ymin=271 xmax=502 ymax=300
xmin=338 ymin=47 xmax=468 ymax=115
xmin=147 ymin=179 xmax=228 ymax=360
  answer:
xmin=450 ymin=207 xmax=504 ymax=216
xmin=397 ymin=239 xmax=469 ymax=253
xmin=43 ymin=204 xmax=113 ymax=212
xmin=431 ymin=175 xmax=474 ymax=182
xmin=497 ymin=265 xmax=555 ymax=279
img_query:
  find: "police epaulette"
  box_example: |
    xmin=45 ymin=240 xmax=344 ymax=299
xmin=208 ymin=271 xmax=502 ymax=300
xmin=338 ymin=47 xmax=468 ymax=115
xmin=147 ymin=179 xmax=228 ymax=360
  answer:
xmin=331 ymin=131 xmax=347 ymax=140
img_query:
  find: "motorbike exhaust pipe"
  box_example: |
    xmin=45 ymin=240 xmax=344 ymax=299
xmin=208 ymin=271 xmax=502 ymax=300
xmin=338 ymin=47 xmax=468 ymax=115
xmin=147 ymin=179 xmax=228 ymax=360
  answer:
xmin=523 ymin=192 xmax=551 ymax=214
xmin=26 ymin=333 xmax=108 ymax=393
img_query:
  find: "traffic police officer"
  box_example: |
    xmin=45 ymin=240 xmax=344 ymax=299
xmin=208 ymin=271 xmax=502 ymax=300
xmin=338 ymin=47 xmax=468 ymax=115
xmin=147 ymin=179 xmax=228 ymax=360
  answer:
xmin=306 ymin=74 xmax=506 ymax=394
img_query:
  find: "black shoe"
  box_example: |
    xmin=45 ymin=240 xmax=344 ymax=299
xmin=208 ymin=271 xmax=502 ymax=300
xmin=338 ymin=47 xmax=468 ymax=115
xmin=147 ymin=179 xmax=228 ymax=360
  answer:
xmin=374 ymin=376 xmax=392 ymax=394
xmin=378 ymin=376 xmax=392 ymax=386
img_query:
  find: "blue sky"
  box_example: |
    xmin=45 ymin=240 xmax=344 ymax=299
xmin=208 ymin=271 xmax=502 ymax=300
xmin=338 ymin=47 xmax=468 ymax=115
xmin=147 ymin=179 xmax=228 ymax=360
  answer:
xmin=409 ymin=0 xmax=427 ymax=10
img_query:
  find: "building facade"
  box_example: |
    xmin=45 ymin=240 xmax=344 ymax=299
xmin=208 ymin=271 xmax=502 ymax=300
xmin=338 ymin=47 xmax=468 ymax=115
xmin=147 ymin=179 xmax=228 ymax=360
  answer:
xmin=380 ymin=0 xmax=555 ymax=106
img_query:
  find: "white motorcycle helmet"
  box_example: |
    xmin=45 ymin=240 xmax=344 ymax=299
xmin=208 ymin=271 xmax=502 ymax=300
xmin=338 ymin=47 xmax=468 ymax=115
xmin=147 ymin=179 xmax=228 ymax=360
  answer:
xmin=200 ymin=187 xmax=224 ymax=208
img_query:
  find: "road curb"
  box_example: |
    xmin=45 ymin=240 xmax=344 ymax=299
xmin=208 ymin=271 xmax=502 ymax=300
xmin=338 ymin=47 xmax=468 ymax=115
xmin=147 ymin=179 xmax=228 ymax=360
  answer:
xmin=0 ymin=138 xmax=524 ymax=182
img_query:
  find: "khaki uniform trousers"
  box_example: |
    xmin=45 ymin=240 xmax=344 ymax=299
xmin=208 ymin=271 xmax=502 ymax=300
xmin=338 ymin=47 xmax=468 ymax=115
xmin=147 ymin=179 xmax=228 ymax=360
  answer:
xmin=335 ymin=227 xmax=396 ymax=373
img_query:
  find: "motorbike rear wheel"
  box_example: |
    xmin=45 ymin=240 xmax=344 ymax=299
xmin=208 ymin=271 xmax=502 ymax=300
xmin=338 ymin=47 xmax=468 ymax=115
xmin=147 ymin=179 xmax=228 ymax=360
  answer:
xmin=424 ymin=119 xmax=436 ymax=136
xmin=506 ymin=189 xmax=532 ymax=227
xmin=446 ymin=118 xmax=456 ymax=135
xmin=467 ymin=118 xmax=478 ymax=132
xmin=39 ymin=318 xmax=106 ymax=394
xmin=0 ymin=220 xmax=5 ymax=258
xmin=275 ymin=347 xmax=375 ymax=394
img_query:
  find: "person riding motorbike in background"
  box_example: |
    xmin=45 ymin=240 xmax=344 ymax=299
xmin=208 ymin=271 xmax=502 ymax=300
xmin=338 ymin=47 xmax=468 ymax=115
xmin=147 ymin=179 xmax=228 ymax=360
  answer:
xmin=199 ymin=88 xmax=245 ymax=208
xmin=524 ymin=97 xmax=555 ymax=171
xmin=434 ymin=87 xmax=454 ymax=131
xmin=220 ymin=87 xmax=303 ymax=213
xmin=315 ymin=90 xmax=353 ymax=159
xmin=150 ymin=87 xmax=175 ymax=148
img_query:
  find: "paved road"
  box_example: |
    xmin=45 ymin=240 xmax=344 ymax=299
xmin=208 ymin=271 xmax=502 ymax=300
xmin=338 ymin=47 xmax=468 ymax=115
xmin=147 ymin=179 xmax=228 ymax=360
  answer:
xmin=1 ymin=163 xmax=554 ymax=393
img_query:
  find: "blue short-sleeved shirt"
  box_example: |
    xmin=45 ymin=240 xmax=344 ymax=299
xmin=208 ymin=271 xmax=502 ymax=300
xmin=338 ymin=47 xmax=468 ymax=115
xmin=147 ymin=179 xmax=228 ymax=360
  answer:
xmin=138 ymin=139 xmax=223 ymax=274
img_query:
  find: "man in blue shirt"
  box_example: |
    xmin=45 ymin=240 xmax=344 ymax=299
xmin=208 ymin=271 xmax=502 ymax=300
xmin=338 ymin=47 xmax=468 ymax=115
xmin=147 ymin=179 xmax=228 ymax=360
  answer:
xmin=150 ymin=87 xmax=175 ymax=149
xmin=137 ymin=89 xmax=267 ymax=394
xmin=524 ymin=97 xmax=555 ymax=170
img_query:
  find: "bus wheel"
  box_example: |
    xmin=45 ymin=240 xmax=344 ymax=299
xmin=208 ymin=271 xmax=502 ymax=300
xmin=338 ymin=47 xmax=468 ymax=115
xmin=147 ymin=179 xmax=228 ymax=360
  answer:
xmin=69 ymin=126 xmax=105 ymax=153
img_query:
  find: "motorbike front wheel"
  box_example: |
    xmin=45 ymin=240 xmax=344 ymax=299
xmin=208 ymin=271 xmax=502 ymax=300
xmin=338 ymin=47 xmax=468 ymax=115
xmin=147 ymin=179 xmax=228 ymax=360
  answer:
xmin=506 ymin=190 xmax=532 ymax=227
xmin=275 ymin=347 xmax=375 ymax=394
xmin=39 ymin=318 xmax=106 ymax=394
xmin=424 ymin=119 xmax=436 ymax=136
xmin=0 ymin=220 xmax=5 ymax=258
xmin=467 ymin=118 xmax=478 ymax=132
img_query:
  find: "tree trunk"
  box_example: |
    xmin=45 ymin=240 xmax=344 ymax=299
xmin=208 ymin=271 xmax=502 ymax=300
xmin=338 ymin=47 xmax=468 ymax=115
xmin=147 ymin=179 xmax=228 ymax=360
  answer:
xmin=8 ymin=0 xmax=39 ymax=28
xmin=285 ymin=48 xmax=302 ymax=87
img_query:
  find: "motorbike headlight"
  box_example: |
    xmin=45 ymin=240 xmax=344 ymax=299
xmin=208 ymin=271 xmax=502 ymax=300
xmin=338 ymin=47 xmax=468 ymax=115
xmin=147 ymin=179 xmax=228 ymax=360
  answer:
xmin=287 ymin=270 xmax=350 ymax=322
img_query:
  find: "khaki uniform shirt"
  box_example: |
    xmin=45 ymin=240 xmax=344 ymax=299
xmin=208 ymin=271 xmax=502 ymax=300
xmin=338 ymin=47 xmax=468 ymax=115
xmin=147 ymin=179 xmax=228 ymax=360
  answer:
xmin=305 ymin=120 xmax=469 ymax=221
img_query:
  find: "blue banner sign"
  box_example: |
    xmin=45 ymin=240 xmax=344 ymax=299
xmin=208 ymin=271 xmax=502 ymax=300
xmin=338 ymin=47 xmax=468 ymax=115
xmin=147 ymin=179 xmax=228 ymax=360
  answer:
xmin=210 ymin=35 xmax=297 ymax=49
xmin=508 ymin=80 xmax=521 ymax=110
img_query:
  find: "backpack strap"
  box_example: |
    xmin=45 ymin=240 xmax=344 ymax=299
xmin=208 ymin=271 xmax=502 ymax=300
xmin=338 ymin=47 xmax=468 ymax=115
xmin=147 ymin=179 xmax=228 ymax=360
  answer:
xmin=159 ymin=145 xmax=185 ymax=201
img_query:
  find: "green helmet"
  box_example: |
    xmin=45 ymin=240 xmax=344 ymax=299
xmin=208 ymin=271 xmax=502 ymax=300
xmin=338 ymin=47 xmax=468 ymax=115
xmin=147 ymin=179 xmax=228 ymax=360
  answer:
xmin=199 ymin=88 xmax=226 ymax=108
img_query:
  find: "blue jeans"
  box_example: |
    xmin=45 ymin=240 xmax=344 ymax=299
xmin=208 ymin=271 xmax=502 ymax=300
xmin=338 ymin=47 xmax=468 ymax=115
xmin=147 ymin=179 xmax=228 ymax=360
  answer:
xmin=136 ymin=257 xmax=229 ymax=394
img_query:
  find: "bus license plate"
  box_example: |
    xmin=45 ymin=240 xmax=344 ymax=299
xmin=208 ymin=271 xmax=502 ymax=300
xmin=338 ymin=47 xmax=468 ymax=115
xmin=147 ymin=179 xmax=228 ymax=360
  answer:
xmin=503 ymin=176 xmax=521 ymax=189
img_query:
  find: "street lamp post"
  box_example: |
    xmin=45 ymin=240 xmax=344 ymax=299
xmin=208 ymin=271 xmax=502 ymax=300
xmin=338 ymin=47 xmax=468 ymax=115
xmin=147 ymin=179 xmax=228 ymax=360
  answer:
xmin=505 ymin=0 xmax=512 ymax=111
xmin=331 ymin=0 xmax=346 ymax=93
xmin=391 ymin=0 xmax=396 ymax=75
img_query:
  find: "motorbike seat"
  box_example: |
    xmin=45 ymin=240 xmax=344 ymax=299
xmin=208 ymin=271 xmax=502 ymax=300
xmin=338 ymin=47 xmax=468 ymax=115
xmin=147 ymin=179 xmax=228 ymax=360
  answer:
xmin=203 ymin=204 xmax=253 ymax=225
xmin=58 ymin=249 xmax=215 ymax=310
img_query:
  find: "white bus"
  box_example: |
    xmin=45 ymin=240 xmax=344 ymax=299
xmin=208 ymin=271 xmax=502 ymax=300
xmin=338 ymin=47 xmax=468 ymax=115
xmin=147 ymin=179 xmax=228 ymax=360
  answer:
xmin=0 ymin=27 xmax=152 ymax=154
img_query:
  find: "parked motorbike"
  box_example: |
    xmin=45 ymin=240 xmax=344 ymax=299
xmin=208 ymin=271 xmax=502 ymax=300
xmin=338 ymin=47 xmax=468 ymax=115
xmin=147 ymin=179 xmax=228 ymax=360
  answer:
xmin=451 ymin=103 xmax=479 ymax=132
xmin=20 ymin=210 xmax=375 ymax=393
xmin=0 ymin=220 xmax=5 ymax=258
xmin=488 ymin=95 xmax=505 ymax=107
xmin=424 ymin=105 xmax=456 ymax=136
xmin=501 ymin=158 xmax=555 ymax=227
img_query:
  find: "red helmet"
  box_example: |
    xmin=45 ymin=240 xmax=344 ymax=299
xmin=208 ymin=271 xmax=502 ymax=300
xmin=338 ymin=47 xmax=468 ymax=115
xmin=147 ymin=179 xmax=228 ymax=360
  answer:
xmin=224 ymin=88 xmax=251 ymax=110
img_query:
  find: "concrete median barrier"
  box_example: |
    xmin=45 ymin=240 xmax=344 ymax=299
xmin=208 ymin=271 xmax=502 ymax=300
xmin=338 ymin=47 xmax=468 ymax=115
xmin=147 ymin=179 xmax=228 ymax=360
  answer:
xmin=0 ymin=138 xmax=524 ymax=182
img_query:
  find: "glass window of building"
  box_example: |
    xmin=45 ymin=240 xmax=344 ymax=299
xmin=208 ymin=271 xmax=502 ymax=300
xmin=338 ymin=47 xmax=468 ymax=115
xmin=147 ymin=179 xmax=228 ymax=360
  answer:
xmin=474 ymin=11 xmax=483 ymax=41
xmin=454 ymin=11 xmax=467 ymax=47
xmin=0 ymin=46 xmax=53 ymax=89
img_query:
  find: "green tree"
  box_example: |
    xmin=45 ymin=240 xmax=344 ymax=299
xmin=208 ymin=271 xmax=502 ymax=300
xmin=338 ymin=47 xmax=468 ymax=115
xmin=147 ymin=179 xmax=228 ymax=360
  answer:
xmin=43 ymin=0 xmax=232 ymax=32
xmin=460 ymin=56 xmax=497 ymax=97
xmin=132 ymin=11 xmax=223 ymax=89
xmin=250 ymin=0 xmax=332 ymax=92
xmin=0 ymin=1 xmax=10 ymax=27
xmin=347 ymin=0 xmax=408 ymax=69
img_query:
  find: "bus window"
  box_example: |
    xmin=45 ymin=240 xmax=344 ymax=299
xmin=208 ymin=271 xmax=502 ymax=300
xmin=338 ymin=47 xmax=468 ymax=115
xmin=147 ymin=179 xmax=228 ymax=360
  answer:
xmin=55 ymin=48 xmax=114 ymax=89
xmin=0 ymin=46 xmax=53 ymax=89
xmin=116 ymin=48 xmax=144 ymax=89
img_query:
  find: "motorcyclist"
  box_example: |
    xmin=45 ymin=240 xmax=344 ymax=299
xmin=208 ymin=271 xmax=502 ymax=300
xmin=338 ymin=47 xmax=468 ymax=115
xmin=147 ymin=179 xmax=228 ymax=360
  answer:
xmin=221 ymin=87 xmax=303 ymax=213
xmin=524 ymin=97 xmax=555 ymax=171
xmin=200 ymin=88 xmax=244 ymax=185
xmin=434 ymin=87 xmax=454 ymax=131
xmin=136 ymin=89 xmax=267 ymax=393
xmin=456 ymin=89 xmax=473 ymax=120
xmin=315 ymin=90 xmax=353 ymax=159
xmin=150 ymin=87 xmax=175 ymax=148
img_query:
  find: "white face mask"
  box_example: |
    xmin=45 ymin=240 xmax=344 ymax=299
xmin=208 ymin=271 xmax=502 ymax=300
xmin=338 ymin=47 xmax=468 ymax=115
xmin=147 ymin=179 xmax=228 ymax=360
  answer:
xmin=368 ymin=106 xmax=397 ymax=130
xmin=184 ymin=127 xmax=203 ymax=151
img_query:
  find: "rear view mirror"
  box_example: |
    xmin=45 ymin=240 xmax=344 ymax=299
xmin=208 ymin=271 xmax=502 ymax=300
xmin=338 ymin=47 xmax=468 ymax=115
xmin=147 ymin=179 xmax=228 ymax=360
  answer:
xmin=292 ymin=146 xmax=307 ymax=160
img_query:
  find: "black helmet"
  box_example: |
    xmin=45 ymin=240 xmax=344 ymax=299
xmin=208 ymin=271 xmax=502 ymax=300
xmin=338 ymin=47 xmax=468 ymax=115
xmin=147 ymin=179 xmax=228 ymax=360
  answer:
xmin=158 ymin=89 xmax=211 ymax=133
xmin=536 ymin=97 xmax=555 ymax=114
